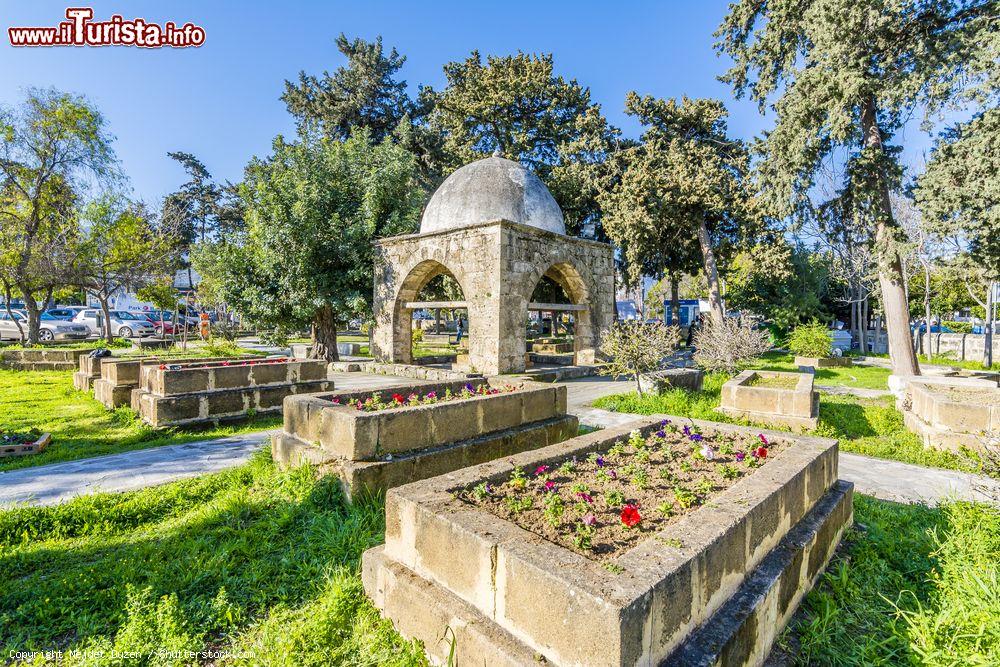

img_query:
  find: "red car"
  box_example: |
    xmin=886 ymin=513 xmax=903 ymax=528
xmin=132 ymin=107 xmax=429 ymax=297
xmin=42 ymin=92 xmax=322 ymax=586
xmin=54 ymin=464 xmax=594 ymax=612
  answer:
xmin=141 ymin=310 xmax=187 ymax=336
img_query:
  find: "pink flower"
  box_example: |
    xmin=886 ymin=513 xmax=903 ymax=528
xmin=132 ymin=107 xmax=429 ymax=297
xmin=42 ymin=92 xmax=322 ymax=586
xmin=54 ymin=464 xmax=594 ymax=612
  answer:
xmin=544 ymin=480 xmax=556 ymax=492
xmin=576 ymin=492 xmax=593 ymax=504
xmin=582 ymin=513 xmax=597 ymax=526
xmin=534 ymin=465 xmax=549 ymax=476
xmin=735 ymin=451 xmax=746 ymax=462
xmin=426 ymin=391 xmax=437 ymax=400
xmin=758 ymin=433 xmax=769 ymax=446
xmin=331 ymin=398 xmax=340 ymax=405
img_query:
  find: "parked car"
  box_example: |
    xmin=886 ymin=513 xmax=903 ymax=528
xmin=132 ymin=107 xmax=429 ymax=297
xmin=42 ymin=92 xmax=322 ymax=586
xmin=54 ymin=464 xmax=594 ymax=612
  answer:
xmin=71 ymin=309 xmax=155 ymax=338
xmin=140 ymin=310 xmax=191 ymax=335
xmin=0 ymin=310 xmax=89 ymax=341
xmin=44 ymin=306 xmax=86 ymax=320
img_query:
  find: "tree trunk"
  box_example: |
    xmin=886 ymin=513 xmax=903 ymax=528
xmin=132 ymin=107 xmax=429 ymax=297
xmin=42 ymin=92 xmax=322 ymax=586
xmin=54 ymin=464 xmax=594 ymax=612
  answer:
xmin=98 ymin=296 xmax=114 ymax=342
xmin=19 ymin=290 xmax=42 ymax=345
xmin=695 ymin=218 xmax=725 ymax=326
xmin=860 ymin=97 xmax=920 ymax=376
xmin=311 ymin=305 xmax=340 ymax=361
xmin=670 ymin=273 xmax=680 ymax=326
xmin=923 ymin=263 xmax=933 ymax=363
xmin=860 ymin=294 xmax=869 ymax=354
xmin=985 ymin=282 xmax=995 ymax=369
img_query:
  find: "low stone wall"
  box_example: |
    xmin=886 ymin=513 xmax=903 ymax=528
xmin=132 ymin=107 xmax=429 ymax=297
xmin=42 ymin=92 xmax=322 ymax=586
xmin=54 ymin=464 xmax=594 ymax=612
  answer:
xmin=0 ymin=348 xmax=89 ymax=371
xmin=291 ymin=342 xmax=364 ymax=359
xmin=272 ymin=377 xmax=577 ymax=498
xmin=133 ymin=359 xmax=333 ymax=427
xmin=903 ymin=376 xmax=1000 ymax=451
xmin=794 ymin=356 xmax=852 ymax=368
xmin=916 ymin=332 xmax=1000 ymax=362
xmin=531 ymin=342 xmax=574 ymax=354
xmin=719 ymin=370 xmax=818 ymax=430
xmin=73 ymin=353 xmax=111 ymax=390
xmin=413 ymin=354 xmax=458 ymax=366
xmin=528 ymin=352 xmax=575 ymax=366
xmin=362 ymin=362 xmax=478 ymax=382
xmin=638 ymin=368 xmax=704 ymax=394
xmin=91 ymin=356 xmax=255 ymax=408
xmin=363 ymin=417 xmax=850 ymax=665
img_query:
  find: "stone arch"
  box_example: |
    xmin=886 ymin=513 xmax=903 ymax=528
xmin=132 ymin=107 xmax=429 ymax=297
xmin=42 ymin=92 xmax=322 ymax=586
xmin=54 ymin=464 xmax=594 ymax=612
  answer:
xmin=390 ymin=258 xmax=470 ymax=365
xmin=524 ymin=260 xmax=597 ymax=365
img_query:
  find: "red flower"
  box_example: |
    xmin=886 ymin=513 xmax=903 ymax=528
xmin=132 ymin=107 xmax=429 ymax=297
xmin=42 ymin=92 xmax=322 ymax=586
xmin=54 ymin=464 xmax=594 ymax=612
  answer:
xmin=391 ymin=393 xmax=405 ymax=404
xmin=620 ymin=504 xmax=642 ymax=528
xmin=753 ymin=446 xmax=768 ymax=459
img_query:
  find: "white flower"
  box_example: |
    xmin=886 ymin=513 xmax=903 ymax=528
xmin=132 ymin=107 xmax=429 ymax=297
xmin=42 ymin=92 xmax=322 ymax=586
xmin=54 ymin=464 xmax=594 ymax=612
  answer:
xmin=700 ymin=445 xmax=716 ymax=461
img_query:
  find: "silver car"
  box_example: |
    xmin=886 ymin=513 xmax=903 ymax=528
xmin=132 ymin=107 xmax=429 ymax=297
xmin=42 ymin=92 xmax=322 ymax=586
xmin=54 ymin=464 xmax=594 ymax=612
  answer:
xmin=71 ymin=309 xmax=156 ymax=338
xmin=0 ymin=310 xmax=90 ymax=341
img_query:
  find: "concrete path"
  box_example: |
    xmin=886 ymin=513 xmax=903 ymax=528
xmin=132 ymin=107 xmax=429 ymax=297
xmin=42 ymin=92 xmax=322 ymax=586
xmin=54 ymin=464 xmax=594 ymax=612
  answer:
xmin=1 ymin=372 xmax=997 ymax=509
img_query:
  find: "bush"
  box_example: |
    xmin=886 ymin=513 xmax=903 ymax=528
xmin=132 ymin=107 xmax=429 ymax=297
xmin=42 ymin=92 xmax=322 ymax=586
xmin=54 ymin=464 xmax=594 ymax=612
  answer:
xmin=258 ymin=329 xmax=289 ymax=348
xmin=599 ymin=321 xmax=680 ymax=394
xmin=693 ymin=317 xmax=771 ymax=373
xmin=788 ymin=321 xmax=833 ymax=358
xmin=942 ymin=320 xmax=973 ymax=334
xmin=411 ymin=327 xmax=424 ymax=344
xmin=211 ymin=321 xmax=238 ymax=342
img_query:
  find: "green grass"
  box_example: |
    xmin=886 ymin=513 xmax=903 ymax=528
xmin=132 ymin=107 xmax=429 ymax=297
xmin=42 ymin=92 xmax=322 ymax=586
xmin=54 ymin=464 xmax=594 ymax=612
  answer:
xmin=0 ymin=452 xmax=426 ymax=665
xmin=0 ymin=338 xmax=133 ymax=351
xmin=0 ymin=369 xmax=280 ymax=472
xmin=2 ymin=455 xmax=995 ymax=665
xmin=757 ymin=352 xmax=892 ymax=390
xmin=592 ymin=373 xmax=971 ymax=472
xmin=783 ymin=496 xmax=1000 ymax=665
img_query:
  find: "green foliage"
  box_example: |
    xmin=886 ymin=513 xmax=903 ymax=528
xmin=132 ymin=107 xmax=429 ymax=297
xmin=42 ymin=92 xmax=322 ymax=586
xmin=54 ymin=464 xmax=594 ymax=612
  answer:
xmin=941 ymin=321 xmax=973 ymax=334
xmin=598 ymin=321 xmax=680 ymax=393
xmin=0 ymin=452 xmax=426 ymax=665
xmin=726 ymin=241 xmax=832 ymax=331
xmin=0 ymin=368 xmax=277 ymax=472
xmin=135 ymin=277 xmax=179 ymax=312
xmin=209 ymin=131 xmax=421 ymax=354
xmin=917 ymin=109 xmax=1000 ymax=276
xmin=788 ymin=322 xmax=833 ymax=358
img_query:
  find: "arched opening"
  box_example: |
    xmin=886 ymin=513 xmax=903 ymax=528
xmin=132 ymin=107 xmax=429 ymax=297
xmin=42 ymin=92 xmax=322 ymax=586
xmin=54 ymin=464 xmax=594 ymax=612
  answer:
xmin=392 ymin=260 xmax=470 ymax=366
xmin=526 ymin=262 xmax=594 ymax=366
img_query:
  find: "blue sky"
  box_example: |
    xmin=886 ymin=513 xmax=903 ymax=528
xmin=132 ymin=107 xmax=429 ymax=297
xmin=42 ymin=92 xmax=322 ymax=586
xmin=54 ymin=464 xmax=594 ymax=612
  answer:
xmin=1 ymin=1 xmax=936 ymax=204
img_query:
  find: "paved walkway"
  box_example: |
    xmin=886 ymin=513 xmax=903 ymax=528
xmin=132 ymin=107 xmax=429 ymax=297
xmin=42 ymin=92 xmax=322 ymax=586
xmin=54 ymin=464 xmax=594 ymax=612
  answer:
xmin=1 ymin=373 xmax=997 ymax=508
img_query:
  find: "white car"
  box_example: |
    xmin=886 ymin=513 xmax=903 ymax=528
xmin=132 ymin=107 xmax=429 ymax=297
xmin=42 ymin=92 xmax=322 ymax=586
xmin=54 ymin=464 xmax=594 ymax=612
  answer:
xmin=0 ymin=310 xmax=90 ymax=341
xmin=71 ymin=309 xmax=156 ymax=338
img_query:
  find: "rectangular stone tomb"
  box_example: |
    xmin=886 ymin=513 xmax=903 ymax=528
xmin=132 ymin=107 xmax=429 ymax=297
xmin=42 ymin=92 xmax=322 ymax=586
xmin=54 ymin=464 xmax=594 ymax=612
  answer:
xmin=904 ymin=377 xmax=1000 ymax=452
xmin=1 ymin=348 xmax=89 ymax=371
xmin=363 ymin=417 xmax=852 ymax=666
xmin=271 ymin=377 xmax=577 ymax=499
xmin=91 ymin=356 xmax=254 ymax=408
xmin=719 ymin=370 xmax=818 ymax=430
xmin=134 ymin=358 xmax=333 ymax=427
xmin=73 ymin=353 xmax=111 ymax=391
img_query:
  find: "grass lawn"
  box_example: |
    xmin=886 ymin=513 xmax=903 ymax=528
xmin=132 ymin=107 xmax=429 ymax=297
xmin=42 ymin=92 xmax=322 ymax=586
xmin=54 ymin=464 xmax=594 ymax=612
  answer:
xmin=2 ymin=454 xmax=996 ymax=665
xmin=0 ymin=369 xmax=280 ymax=472
xmin=757 ymin=352 xmax=892 ymax=390
xmin=593 ymin=373 xmax=972 ymax=473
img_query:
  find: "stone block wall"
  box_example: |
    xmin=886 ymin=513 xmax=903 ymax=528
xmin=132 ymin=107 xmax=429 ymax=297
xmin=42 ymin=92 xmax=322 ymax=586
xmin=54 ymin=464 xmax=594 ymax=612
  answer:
xmin=1 ymin=348 xmax=89 ymax=371
xmin=719 ymin=370 xmax=818 ymax=430
xmin=916 ymin=332 xmax=1000 ymax=362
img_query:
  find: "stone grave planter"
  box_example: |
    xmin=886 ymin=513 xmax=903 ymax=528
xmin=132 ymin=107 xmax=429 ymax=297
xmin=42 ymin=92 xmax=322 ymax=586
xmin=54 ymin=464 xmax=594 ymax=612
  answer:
xmin=414 ymin=353 xmax=458 ymax=366
xmin=92 ymin=355 xmax=254 ymax=408
xmin=719 ymin=370 xmax=818 ymax=430
xmin=363 ymin=417 xmax=852 ymax=666
xmin=134 ymin=358 xmax=333 ymax=427
xmin=73 ymin=353 xmax=112 ymax=390
xmin=794 ymin=356 xmax=852 ymax=368
xmin=0 ymin=348 xmax=89 ymax=371
xmin=272 ymin=377 xmax=577 ymax=499
xmin=903 ymin=376 xmax=1000 ymax=452
xmin=532 ymin=341 xmax=574 ymax=355
xmin=0 ymin=432 xmax=52 ymax=457
xmin=638 ymin=368 xmax=704 ymax=394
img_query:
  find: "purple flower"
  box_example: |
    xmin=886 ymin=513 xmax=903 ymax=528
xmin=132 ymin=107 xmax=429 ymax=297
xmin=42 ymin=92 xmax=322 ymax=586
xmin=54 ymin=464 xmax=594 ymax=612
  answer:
xmin=464 ymin=383 xmax=474 ymax=392
xmin=735 ymin=451 xmax=746 ymax=462
xmin=682 ymin=425 xmax=691 ymax=436
xmin=426 ymin=391 xmax=437 ymax=399
xmin=690 ymin=433 xmax=704 ymax=442
xmin=660 ymin=419 xmax=671 ymax=426
xmin=576 ymin=492 xmax=594 ymax=504
xmin=596 ymin=455 xmax=605 ymax=467
xmin=609 ymin=470 xmax=617 ymax=479
xmin=655 ymin=430 xmax=666 ymax=438
xmin=582 ymin=513 xmax=597 ymax=526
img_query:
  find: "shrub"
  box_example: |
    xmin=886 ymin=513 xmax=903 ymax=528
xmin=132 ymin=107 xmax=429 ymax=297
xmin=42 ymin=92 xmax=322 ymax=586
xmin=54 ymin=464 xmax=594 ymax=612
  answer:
xmin=942 ymin=320 xmax=973 ymax=334
xmin=693 ymin=317 xmax=771 ymax=374
xmin=788 ymin=322 xmax=833 ymax=358
xmin=411 ymin=327 xmax=424 ymax=344
xmin=599 ymin=320 xmax=680 ymax=394
xmin=258 ymin=328 xmax=290 ymax=348
xmin=211 ymin=321 xmax=238 ymax=342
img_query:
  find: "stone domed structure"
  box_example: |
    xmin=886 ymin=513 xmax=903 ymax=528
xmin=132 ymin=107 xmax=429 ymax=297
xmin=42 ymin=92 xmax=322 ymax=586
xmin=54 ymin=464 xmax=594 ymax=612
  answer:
xmin=420 ymin=155 xmax=566 ymax=235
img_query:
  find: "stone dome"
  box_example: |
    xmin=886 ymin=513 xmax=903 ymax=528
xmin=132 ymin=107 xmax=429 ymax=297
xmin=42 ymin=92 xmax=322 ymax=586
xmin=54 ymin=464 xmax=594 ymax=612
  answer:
xmin=419 ymin=155 xmax=566 ymax=235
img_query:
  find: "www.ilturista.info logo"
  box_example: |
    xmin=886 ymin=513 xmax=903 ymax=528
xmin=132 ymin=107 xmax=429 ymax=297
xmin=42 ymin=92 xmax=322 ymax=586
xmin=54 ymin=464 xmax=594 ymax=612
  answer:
xmin=8 ymin=7 xmax=205 ymax=48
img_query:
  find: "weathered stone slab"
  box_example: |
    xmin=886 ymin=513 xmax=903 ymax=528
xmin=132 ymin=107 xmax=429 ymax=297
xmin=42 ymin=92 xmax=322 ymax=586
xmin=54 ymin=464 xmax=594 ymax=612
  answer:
xmin=719 ymin=370 xmax=818 ymax=430
xmin=903 ymin=378 xmax=1000 ymax=452
xmin=364 ymin=417 xmax=847 ymax=666
xmin=1 ymin=348 xmax=88 ymax=371
xmin=638 ymin=368 xmax=704 ymax=394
